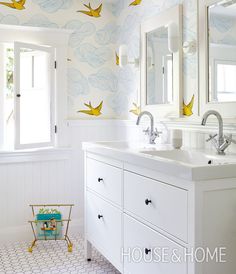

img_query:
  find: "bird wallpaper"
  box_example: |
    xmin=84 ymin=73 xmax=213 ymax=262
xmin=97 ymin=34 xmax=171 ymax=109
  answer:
xmin=183 ymin=94 xmax=194 ymax=116
xmin=78 ymin=101 xmax=103 ymax=116
xmin=0 ymin=0 xmax=198 ymax=119
xmin=0 ymin=0 xmax=26 ymax=10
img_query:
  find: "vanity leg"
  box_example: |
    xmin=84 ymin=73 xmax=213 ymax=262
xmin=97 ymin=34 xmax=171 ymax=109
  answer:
xmin=85 ymin=239 xmax=92 ymax=261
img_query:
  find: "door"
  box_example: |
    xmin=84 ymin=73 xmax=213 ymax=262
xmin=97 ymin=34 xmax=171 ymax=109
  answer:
xmin=14 ymin=42 xmax=55 ymax=149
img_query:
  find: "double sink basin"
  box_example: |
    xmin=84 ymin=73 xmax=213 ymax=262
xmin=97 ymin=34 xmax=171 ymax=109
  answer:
xmin=83 ymin=141 xmax=236 ymax=181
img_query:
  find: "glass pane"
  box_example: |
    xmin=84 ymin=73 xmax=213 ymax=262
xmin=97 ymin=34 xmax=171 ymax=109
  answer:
xmin=208 ymin=3 xmax=236 ymax=102
xmin=217 ymin=63 xmax=236 ymax=102
xmin=146 ymin=26 xmax=173 ymax=105
xmin=19 ymin=48 xmax=51 ymax=145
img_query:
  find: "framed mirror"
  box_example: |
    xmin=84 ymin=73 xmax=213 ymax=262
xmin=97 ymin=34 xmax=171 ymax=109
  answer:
xmin=199 ymin=0 xmax=236 ymax=118
xmin=140 ymin=5 xmax=183 ymax=118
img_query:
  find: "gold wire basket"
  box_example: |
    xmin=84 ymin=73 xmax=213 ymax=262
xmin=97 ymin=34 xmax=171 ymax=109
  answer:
xmin=28 ymin=204 xmax=74 ymax=253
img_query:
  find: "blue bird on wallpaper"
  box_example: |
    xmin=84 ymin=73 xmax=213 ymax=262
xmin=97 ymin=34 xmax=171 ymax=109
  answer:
xmin=33 ymin=0 xmax=73 ymax=13
xmin=75 ymin=43 xmax=112 ymax=68
xmin=23 ymin=14 xmax=58 ymax=28
xmin=68 ymin=68 xmax=90 ymax=97
xmin=64 ymin=20 xmax=95 ymax=48
xmin=96 ymin=23 xmax=120 ymax=45
xmin=88 ymin=68 xmax=118 ymax=93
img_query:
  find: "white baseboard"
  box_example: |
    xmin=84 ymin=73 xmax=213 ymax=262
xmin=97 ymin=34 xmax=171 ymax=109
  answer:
xmin=0 ymin=218 xmax=84 ymax=245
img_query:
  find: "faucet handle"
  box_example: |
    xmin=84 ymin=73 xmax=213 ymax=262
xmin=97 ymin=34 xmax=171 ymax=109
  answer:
xmin=206 ymin=134 xmax=217 ymax=142
xmin=154 ymin=128 xmax=162 ymax=137
xmin=143 ymin=127 xmax=150 ymax=135
xmin=224 ymin=134 xmax=236 ymax=145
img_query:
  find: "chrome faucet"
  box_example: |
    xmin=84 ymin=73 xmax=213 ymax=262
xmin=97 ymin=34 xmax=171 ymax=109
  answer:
xmin=201 ymin=110 xmax=236 ymax=155
xmin=136 ymin=111 xmax=161 ymax=144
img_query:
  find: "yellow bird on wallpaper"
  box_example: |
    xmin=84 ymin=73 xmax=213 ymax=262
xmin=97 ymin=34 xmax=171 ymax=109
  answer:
xmin=78 ymin=101 xmax=103 ymax=116
xmin=77 ymin=3 xmax=102 ymax=18
xmin=115 ymin=52 xmax=119 ymax=66
xmin=183 ymin=95 xmax=194 ymax=116
xmin=129 ymin=0 xmax=142 ymax=6
xmin=0 ymin=0 xmax=26 ymax=10
xmin=129 ymin=103 xmax=141 ymax=116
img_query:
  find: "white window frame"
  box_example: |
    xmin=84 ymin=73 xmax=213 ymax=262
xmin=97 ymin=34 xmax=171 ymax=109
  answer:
xmin=0 ymin=24 xmax=71 ymax=150
xmin=199 ymin=0 xmax=236 ymax=118
xmin=14 ymin=42 xmax=56 ymax=149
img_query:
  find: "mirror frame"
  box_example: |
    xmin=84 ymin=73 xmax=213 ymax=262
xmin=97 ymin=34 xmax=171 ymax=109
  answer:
xmin=199 ymin=0 xmax=236 ymax=118
xmin=140 ymin=4 xmax=183 ymax=118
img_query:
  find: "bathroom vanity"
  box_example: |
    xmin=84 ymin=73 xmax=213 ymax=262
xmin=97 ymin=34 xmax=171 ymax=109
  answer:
xmin=83 ymin=141 xmax=236 ymax=274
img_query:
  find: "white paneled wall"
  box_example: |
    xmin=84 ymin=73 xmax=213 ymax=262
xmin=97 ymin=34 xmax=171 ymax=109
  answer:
xmin=1 ymin=119 xmax=235 ymax=244
xmin=0 ymin=120 xmax=144 ymax=244
xmin=0 ymin=152 xmax=79 ymax=243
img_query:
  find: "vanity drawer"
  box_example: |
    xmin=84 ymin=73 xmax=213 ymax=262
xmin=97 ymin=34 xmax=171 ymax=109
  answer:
xmin=86 ymin=157 xmax=122 ymax=206
xmin=124 ymin=171 xmax=188 ymax=242
xmin=124 ymin=214 xmax=187 ymax=274
xmin=86 ymin=191 xmax=122 ymax=271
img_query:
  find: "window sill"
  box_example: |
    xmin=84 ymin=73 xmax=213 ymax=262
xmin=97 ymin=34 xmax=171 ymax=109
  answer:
xmin=0 ymin=147 xmax=72 ymax=164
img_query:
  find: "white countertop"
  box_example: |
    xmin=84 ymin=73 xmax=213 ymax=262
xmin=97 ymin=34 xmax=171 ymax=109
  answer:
xmin=83 ymin=141 xmax=236 ymax=181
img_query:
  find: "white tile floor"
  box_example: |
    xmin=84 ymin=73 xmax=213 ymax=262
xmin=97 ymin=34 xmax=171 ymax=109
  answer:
xmin=0 ymin=235 xmax=120 ymax=274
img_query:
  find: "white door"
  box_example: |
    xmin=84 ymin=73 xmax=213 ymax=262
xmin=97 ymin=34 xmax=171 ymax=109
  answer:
xmin=14 ymin=42 xmax=55 ymax=149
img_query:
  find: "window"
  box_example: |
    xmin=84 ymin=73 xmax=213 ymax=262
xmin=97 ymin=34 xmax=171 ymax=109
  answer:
xmin=1 ymin=42 xmax=56 ymax=150
xmin=14 ymin=42 xmax=56 ymax=149
xmin=213 ymin=60 xmax=236 ymax=102
xmin=0 ymin=25 xmax=71 ymax=151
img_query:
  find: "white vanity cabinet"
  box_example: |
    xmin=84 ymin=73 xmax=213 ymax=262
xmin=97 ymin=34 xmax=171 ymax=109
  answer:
xmin=84 ymin=149 xmax=236 ymax=274
xmin=84 ymin=154 xmax=123 ymax=272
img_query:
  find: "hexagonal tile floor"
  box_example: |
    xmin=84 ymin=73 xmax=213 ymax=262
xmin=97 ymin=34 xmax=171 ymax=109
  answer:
xmin=0 ymin=235 xmax=120 ymax=274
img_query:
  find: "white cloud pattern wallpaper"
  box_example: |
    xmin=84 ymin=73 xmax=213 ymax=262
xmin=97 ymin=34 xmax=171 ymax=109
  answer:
xmin=0 ymin=0 xmax=198 ymax=119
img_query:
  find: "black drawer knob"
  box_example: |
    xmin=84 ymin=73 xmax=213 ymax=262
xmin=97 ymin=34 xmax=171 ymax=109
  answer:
xmin=98 ymin=178 xmax=103 ymax=182
xmin=145 ymin=248 xmax=151 ymax=255
xmin=16 ymin=94 xmax=21 ymax=97
xmin=98 ymin=214 xmax=103 ymax=219
xmin=145 ymin=199 xmax=152 ymax=205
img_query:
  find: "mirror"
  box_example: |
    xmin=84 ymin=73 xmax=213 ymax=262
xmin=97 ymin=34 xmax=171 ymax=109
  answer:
xmin=146 ymin=27 xmax=173 ymax=105
xmin=208 ymin=2 xmax=236 ymax=103
xmin=141 ymin=5 xmax=182 ymax=118
xmin=199 ymin=0 xmax=236 ymax=118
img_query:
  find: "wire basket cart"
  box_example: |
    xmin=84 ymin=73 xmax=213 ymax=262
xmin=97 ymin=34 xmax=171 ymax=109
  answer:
xmin=28 ymin=204 xmax=74 ymax=253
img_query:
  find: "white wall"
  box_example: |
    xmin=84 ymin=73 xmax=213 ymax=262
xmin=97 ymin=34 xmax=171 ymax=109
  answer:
xmin=0 ymin=120 xmax=144 ymax=244
xmin=1 ymin=119 xmax=236 ymax=244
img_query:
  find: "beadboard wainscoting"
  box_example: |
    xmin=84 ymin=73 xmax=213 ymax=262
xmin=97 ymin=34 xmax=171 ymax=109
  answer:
xmin=1 ymin=119 xmax=236 ymax=244
xmin=0 ymin=149 xmax=80 ymax=244
xmin=0 ymin=120 xmax=147 ymax=244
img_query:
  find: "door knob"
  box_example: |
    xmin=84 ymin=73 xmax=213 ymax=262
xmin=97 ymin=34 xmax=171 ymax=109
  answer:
xmin=145 ymin=199 xmax=152 ymax=205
